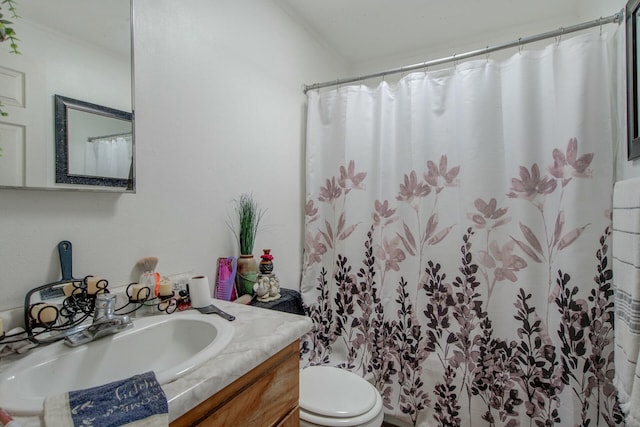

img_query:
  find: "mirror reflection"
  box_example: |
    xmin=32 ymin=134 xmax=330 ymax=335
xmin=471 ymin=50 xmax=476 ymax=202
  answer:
xmin=0 ymin=0 xmax=133 ymax=190
xmin=55 ymin=95 xmax=133 ymax=189
xmin=68 ymin=111 xmax=132 ymax=180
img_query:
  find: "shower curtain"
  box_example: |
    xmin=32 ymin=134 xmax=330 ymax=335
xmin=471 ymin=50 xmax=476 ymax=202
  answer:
xmin=301 ymin=31 xmax=623 ymax=426
xmin=84 ymin=135 xmax=132 ymax=179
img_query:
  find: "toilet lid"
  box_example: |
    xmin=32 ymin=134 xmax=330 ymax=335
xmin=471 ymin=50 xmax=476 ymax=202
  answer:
xmin=299 ymin=366 xmax=377 ymax=418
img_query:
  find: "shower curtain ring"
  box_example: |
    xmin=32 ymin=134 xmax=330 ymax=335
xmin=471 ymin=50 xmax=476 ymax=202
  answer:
xmin=599 ymin=17 xmax=603 ymax=35
xmin=485 ymin=46 xmax=490 ymax=63
xmin=557 ymin=27 xmax=564 ymax=45
xmin=453 ymin=53 xmax=457 ymax=68
xmin=518 ymin=38 xmax=522 ymax=55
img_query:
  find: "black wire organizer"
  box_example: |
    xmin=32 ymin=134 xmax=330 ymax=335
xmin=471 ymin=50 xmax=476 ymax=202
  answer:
xmin=120 ymin=282 xmax=179 ymax=316
xmin=0 ymin=241 xmax=180 ymax=346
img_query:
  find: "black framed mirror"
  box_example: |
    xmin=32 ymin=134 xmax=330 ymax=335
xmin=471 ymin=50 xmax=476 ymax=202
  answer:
xmin=627 ymin=0 xmax=640 ymax=160
xmin=55 ymin=95 xmax=134 ymax=190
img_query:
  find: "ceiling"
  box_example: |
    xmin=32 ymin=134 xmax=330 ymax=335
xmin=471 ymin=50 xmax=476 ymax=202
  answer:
xmin=12 ymin=1 xmax=600 ymax=70
xmin=276 ymin=0 xmax=586 ymax=66
xmin=16 ymin=0 xmax=130 ymax=57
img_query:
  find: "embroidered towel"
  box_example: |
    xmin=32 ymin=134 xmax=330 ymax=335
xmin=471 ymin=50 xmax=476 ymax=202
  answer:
xmin=43 ymin=371 xmax=168 ymax=427
xmin=613 ymin=177 xmax=640 ymax=427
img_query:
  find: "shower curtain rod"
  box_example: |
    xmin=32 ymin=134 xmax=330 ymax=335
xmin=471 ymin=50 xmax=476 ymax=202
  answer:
xmin=87 ymin=131 xmax=132 ymax=142
xmin=303 ymin=10 xmax=623 ymax=94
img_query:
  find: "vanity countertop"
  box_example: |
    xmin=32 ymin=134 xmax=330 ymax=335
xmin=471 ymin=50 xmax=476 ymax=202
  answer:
xmin=7 ymin=299 xmax=312 ymax=426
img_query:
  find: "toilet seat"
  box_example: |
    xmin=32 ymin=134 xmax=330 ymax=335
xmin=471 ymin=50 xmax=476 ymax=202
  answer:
xmin=300 ymin=366 xmax=383 ymax=426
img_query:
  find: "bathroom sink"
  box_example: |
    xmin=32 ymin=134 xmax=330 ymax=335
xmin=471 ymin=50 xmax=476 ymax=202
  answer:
xmin=0 ymin=311 xmax=234 ymax=415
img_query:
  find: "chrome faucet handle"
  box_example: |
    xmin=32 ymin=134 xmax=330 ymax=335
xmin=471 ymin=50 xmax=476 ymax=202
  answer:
xmin=63 ymin=298 xmax=132 ymax=347
xmin=93 ymin=293 xmax=117 ymax=320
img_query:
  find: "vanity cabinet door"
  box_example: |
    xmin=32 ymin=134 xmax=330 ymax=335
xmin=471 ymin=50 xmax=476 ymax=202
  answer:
xmin=276 ymin=406 xmax=300 ymax=427
xmin=171 ymin=340 xmax=300 ymax=427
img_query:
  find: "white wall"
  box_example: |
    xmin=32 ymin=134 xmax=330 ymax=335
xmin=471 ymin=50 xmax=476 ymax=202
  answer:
xmin=0 ymin=0 xmax=347 ymax=311
xmin=350 ymin=3 xmax=624 ymax=77
xmin=579 ymin=0 xmax=625 ymax=21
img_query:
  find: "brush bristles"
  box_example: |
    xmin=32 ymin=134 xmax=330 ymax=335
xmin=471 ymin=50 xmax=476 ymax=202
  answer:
xmin=136 ymin=256 xmax=158 ymax=272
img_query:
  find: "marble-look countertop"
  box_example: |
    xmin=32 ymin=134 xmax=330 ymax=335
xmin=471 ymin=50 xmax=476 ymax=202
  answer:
xmin=4 ymin=299 xmax=312 ymax=426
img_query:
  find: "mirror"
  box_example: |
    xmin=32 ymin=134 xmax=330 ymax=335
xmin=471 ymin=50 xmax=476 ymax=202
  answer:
xmin=627 ymin=0 xmax=640 ymax=160
xmin=0 ymin=0 xmax=134 ymax=190
xmin=55 ymin=95 xmax=134 ymax=189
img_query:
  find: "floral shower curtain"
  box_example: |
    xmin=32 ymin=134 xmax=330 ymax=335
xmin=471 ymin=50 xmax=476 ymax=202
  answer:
xmin=301 ymin=31 xmax=623 ymax=427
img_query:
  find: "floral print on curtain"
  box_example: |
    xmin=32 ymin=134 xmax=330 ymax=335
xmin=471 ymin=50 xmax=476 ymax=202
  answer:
xmin=302 ymin=149 xmax=620 ymax=426
xmin=301 ymin=32 xmax=622 ymax=427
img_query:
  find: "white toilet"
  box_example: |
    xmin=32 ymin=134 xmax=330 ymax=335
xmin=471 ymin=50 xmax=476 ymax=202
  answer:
xmin=299 ymin=366 xmax=384 ymax=427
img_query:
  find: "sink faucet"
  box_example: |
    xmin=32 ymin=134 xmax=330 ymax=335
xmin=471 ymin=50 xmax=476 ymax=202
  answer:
xmin=64 ymin=294 xmax=133 ymax=347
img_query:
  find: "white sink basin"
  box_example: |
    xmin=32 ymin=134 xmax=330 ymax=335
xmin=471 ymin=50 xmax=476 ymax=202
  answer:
xmin=0 ymin=311 xmax=234 ymax=415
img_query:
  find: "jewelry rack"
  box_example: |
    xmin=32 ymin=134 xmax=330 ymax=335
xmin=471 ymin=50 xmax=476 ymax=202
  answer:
xmin=0 ymin=277 xmax=180 ymax=346
xmin=121 ymin=282 xmax=179 ymax=315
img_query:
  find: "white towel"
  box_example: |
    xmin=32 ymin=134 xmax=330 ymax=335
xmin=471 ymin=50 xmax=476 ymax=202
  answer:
xmin=613 ymin=177 xmax=640 ymax=427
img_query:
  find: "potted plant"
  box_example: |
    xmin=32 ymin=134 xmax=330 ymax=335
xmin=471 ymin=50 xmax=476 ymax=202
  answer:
xmin=0 ymin=0 xmax=19 ymax=54
xmin=0 ymin=0 xmax=19 ymax=118
xmin=228 ymin=193 xmax=265 ymax=295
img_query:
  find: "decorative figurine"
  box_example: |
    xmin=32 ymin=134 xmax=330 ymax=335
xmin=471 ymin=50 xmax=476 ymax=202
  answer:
xmin=253 ymin=274 xmax=281 ymax=302
xmin=268 ymin=277 xmax=280 ymax=298
xmin=253 ymin=276 xmax=270 ymax=299
xmin=259 ymin=249 xmax=274 ymax=274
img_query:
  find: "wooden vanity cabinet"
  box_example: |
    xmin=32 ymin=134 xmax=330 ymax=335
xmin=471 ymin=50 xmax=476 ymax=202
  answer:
xmin=171 ymin=340 xmax=300 ymax=427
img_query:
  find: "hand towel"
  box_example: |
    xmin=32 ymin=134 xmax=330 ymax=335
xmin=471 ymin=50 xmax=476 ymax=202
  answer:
xmin=613 ymin=177 xmax=640 ymax=427
xmin=44 ymin=371 xmax=168 ymax=427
